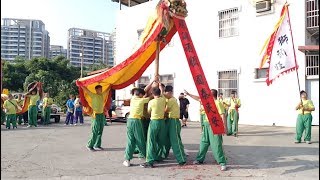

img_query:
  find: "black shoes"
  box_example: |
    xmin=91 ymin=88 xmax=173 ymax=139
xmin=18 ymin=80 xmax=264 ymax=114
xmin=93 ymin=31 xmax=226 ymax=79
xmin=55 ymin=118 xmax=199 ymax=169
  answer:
xmin=140 ymin=163 xmax=154 ymax=168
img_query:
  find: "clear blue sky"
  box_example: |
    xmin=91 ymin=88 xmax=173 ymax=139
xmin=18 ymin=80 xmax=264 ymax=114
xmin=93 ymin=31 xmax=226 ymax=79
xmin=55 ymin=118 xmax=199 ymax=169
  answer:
xmin=1 ymin=0 xmax=120 ymax=48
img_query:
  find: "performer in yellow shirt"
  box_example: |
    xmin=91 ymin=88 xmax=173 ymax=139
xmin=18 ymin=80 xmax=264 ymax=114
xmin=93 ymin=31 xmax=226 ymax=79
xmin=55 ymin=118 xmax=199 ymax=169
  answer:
xmin=42 ymin=93 xmax=53 ymax=125
xmin=140 ymin=83 xmax=166 ymax=168
xmin=162 ymin=85 xmax=187 ymax=165
xmin=16 ymin=94 xmax=24 ymax=125
xmin=3 ymin=94 xmax=19 ymax=129
xmin=185 ymin=89 xmax=227 ymax=171
xmin=123 ymin=80 xmax=153 ymax=167
xmin=82 ymin=85 xmax=108 ymax=151
xmin=226 ymin=91 xmax=241 ymax=136
xmin=25 ymin=87 xmax=40 ymax=128
xmin=295 ymin=90 xmax=315 ymax=144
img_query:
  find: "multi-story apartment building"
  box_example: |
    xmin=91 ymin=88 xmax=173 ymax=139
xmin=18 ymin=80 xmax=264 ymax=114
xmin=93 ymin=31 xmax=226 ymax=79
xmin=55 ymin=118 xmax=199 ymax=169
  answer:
xmin=49 ymin=45 xmax=67 ymax=59
xmin=67 ymin=28 xmax=114 ymax=67
xmin=111 ymin=28 xmax=117 ymax=64
xmin=1 ymin=18 xmax=50 ymax=61
xmin=113 ymin=0 xmax=319 ymax=127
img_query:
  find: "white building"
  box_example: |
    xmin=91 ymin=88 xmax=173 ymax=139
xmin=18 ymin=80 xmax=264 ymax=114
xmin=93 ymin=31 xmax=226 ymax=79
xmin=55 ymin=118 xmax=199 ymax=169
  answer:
xmin=114 ymin=0 xmax=319 ymax=127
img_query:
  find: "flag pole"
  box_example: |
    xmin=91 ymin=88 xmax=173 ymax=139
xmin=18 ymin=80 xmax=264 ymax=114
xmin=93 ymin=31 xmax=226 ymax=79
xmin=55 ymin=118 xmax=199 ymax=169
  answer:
xmin=286 ymin=3 xmax=304 ymax=114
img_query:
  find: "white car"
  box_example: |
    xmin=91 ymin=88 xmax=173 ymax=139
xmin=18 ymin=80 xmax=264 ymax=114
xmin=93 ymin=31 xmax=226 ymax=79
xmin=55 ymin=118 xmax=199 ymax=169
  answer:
xmin=114 ymin=100 xmax=130 ymax=121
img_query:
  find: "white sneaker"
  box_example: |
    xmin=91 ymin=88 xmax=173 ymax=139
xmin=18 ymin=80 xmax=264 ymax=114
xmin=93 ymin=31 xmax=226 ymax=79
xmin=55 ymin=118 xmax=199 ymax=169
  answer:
xmin=123 ymin=160 xmax=130 ymax=167
xmin=220 ymin=165 xmax=227 ymax=171
xmin=80 ymin=123 xmax=83 ymax=126
xmin=306 ymin=141 xmax=312 ymax=144
xmin=184 ymin=149 xmax=189 ymax=156
xmin=74 ymin=124 xmax=77 ymax=126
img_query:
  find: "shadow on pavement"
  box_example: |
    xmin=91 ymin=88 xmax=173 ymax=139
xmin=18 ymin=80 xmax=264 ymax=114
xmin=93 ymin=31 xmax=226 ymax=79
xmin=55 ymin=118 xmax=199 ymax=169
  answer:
xmin=184 ymin=144 xmax=319 ymax=175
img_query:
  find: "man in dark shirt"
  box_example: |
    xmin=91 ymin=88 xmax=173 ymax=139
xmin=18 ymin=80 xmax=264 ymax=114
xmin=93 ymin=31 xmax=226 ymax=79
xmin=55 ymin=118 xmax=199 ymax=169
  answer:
xmin=179 ymin=93 xmax=190 ymax=127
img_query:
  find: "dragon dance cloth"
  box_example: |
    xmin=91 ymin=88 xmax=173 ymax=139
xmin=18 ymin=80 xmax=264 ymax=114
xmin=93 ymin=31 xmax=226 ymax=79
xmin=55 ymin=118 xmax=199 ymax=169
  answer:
xmin=76 ymin=0 xmax=225 ymax=134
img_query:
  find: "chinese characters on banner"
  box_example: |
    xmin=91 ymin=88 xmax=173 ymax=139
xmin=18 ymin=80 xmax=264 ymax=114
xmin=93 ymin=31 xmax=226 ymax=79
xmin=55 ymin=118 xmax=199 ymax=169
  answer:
xmin=262 ymin=4 xmax=298 ymax=86
xmin=173 ymin=17 xmax=225 ymax=134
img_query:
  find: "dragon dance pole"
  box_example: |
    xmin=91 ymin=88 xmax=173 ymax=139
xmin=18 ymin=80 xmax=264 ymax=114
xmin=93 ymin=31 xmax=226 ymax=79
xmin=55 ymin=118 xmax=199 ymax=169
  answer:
xmin=155 ymin=39 xmax=160 ymax=77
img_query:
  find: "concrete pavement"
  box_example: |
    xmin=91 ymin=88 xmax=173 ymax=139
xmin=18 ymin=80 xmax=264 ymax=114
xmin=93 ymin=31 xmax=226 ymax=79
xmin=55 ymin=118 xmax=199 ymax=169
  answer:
xmin=1 ymin=118 xmax=319 ymax=180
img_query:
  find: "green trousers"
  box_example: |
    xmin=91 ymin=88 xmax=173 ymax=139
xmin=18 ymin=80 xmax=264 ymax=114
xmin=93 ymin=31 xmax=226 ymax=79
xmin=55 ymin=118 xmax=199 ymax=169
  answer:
xmin=28 ymin=105 xmax=38 ymax=127
xmin=43 ymin=107 xmax=51 ymax=125
xmin=296 ymin=114 xmax=312 ymax=142
xmin=125 ymin=118 xmax=147 ymax=160
xmin=16 ymin=114 xmax=23 ymax=125
xmin=227 ymin=109 xmax=239 ymax=135
xmin=196 ymin=121 xmax=227 ymax=166
xmin=6 ymin=114 xmax=17 ymax=128
xmin=1 ymin=109 xmax=6 ymax=124
xmin=164 ymin=119 xmax=186 ymax=164
xmin=159 ymin=119 xmax=170 ymax=159
xmin=146 ymin=119 xmax=166 ymax=165
xmin=87 ymin=114 xmax=105 ymax=148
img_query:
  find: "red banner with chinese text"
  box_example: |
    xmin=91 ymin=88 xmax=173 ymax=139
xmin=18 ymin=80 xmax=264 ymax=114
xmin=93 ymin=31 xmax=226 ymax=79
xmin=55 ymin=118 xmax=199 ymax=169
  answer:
xmin=173 ymin=17 xmax=225 ymax=134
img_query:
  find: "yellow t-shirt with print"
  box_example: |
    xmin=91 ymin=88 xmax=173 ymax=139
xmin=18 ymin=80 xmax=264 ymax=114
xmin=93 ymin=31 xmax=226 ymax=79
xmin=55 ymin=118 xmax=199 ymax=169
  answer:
xmin=3 ymin=99 xmax=18 ymax=114
xmin=16 ymin=99 xmax=24 ymax=107
xmin=201 ymin=100 xmax=225 ymax=122
xmin=166 ymin=97 xmax=180 ymax=119
xmin=129 ymin=97 xmax=150 ymax=119
xmin=227 ymin=98 xmax=241 ymax=112
xmin=29 ymin=94 xmax=40 ymax=107
xmin=148 ymin=96 xmax=166 ymax=120
xmin=91 ymin=94 xmax=105 ymax=114
xmin=43 ymin=97 xmax=53 ymax=107
xmin=297 ymin=99 xmax=315 ymax=114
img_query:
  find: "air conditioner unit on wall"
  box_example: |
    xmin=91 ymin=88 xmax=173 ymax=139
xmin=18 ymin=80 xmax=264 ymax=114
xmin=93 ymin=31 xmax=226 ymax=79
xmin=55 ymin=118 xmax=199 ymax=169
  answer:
xmin=256 ymin=0 xmax=272 ymax=13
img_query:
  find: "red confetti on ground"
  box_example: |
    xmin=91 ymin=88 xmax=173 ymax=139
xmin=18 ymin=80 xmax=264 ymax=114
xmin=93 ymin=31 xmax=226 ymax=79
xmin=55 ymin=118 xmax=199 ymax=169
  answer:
xmin=170 ymin=164 xmax=200 ymax=171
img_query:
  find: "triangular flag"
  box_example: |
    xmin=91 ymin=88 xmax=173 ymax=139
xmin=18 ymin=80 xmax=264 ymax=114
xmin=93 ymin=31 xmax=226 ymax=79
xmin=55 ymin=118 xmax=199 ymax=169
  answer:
xmin=259 ymin=3 xmax=298 ymax=85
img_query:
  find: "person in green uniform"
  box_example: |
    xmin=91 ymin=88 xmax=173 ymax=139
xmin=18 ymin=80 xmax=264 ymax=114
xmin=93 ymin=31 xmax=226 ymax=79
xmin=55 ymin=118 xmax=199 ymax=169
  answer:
xmin=15 ymin=94 xmax=24 ymax=125
xmin=295 ymin=90 xmax=315 ymax=144
xmin=25 ymin=87 xmax=40 ymax=128
xmin=3 ymin=94 xmax=19 ymax=129
xmin=42 ymin=93 xmax=53 ymax=125
xmin=226 ymin=91 xmax=241 ymax=136
xmin=140 ymin=84 xmax=166 ymax=168
xmin=82 ymin=85 xmax=108 ymax=151
xmin=123 ymin=81 xmax=153 ymax=166
xmin=185 ymin=89 xmax=227 ymax=171
xmin=162 ymin=85 xmax=187 ymax=165
xmin=1 ymin=97 xmax=6 ymax=125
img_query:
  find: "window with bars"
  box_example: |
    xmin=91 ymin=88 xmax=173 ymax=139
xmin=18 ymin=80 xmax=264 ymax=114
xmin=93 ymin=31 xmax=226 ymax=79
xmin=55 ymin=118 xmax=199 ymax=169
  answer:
xmin=306 ymin=53 xmax=319 ymax=77
xmin=306 ymin=0 xmax=319 ymax=29
xmin=218 ymin=70 xmax=238 ymax=97
xmin=254 ymin=67 xmax=268 ymax=79
xmin=218 ymin=8 xmax=239 ymax=38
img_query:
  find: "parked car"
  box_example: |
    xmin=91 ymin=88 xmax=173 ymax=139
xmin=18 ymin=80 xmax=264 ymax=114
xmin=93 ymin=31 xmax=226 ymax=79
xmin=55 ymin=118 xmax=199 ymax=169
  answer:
xmin=114 ymin=99 xmax=130 ymax=122
xmin=37 ymin=102 xmax=61 ymax=123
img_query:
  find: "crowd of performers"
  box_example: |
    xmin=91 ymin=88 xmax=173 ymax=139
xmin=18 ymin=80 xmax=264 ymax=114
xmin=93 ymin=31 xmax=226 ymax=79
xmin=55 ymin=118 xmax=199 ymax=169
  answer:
xmin=1 ymin=86 xmax=47 ymax=129
xmin=1 ymin=77 xmax=315 ymax=171
xmin=80 ymin=76 xmax=242 ymax=171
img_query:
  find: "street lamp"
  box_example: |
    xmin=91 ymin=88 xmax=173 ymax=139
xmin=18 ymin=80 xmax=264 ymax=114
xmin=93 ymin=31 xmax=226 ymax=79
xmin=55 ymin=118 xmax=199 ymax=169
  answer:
xmin=79 ymin=40 xmax=84 ymax=78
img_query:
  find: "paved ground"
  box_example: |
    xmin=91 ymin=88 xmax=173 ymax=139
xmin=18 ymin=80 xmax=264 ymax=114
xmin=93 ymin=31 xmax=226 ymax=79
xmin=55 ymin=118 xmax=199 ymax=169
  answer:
xmin=1 ymin=116 xmax=319 ymax=180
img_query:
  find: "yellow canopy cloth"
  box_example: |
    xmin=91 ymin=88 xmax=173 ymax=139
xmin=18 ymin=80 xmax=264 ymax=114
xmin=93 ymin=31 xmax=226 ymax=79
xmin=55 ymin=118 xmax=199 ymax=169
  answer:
xmin=76 ymin=2 xmax=177 ymax=116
